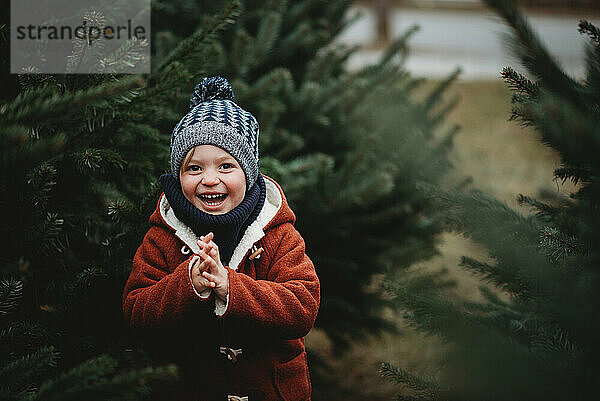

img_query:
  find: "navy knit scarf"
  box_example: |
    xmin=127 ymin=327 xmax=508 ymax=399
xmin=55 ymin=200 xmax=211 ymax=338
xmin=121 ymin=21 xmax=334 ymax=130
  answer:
xmin=159 ymin=172 xmax=266 ymax=265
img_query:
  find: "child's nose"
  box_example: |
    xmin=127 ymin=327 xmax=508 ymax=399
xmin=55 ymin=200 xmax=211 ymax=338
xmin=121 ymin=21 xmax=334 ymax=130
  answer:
xmin=201 ymin=171 xmax=220 ymax=185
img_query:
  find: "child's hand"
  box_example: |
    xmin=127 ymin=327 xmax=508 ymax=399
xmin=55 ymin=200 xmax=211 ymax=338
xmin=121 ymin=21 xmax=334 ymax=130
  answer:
xmin=197 ymin=232 xmax=229 ymax=302
xmin=190 ymin=255 xmax=213 ymax=294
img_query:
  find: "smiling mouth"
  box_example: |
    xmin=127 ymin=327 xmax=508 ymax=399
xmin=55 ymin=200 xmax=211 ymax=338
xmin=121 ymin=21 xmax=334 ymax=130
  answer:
xmin=198 ymin=194 xmax=228 ymax=207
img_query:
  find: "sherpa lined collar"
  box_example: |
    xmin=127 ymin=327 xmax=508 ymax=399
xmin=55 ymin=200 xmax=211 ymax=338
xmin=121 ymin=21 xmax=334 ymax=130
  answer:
xmin=158 ymin=175 xmax=282 ymax=270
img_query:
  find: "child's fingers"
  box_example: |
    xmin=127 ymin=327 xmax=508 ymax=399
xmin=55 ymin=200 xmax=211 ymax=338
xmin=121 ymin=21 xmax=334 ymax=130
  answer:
xmin=208 ymin=246 xmax=219 ymax=260
xmin=191 ymin=261 xmax=212 ymax=287
xmin=198 ymin=275 xmax=212 ymax=287
xmin=199 ymin=232 xmax=214 ymax=244
xmin=198 ymin=241 xmax=220 ymax=263
xmin=192 ymin=266 xmax=209 ymax=283
xmin=191 ymin=256 xmax=201 ymax=270
xmin=202 ymin=270 xmax=218 ymax=285
xmin=193 ymin=252 xmax=211 ymax=273
xmin=192 ymin=256 xmax=208 ymax=272
xmin=198 ymin=238 xmax=217 ymax=250
xmin=204 ymin=240 xmax=220 ymax=259
xmin=200 ymin=250 xmax=219 ymax=272
xmin=197 ymin=239 xmax=209 ymax=251
xmin=200 ymin=254 xmax=214 ymax=271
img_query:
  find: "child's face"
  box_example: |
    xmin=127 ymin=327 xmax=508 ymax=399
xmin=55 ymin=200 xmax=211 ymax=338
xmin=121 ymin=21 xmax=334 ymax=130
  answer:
xmin=179 ymin=145 xmax=246 ymax=215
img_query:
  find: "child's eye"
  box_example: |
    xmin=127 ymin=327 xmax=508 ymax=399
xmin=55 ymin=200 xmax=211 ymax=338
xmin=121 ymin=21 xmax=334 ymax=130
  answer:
xmin=188 ymin=165 xmax=201 ymax=172
xmin=222 ymin=163 xmax=235 ymax=169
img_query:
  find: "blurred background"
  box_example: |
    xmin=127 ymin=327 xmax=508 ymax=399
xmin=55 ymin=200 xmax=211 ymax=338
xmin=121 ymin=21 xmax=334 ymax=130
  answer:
xmin=306 ymin=1 xmax=598 ymax=400
xmin=341 ymin=0 xmax=599 ymax=78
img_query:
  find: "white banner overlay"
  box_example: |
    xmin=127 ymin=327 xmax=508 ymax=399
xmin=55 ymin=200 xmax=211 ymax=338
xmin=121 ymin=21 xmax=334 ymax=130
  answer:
xmin=11 ymin=0 xmax=150 ymax=74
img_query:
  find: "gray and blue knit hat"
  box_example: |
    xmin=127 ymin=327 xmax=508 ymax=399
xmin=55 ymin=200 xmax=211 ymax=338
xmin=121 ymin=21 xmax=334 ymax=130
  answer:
xmin=170 ymin=76 xmax=260 ymax=190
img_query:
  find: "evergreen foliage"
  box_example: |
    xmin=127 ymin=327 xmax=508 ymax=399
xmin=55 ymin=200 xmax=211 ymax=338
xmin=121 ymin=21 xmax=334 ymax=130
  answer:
xmin=1 ymin=0 xmax=457 ymax=398
xmin=150 ymin=0 xmax=458 ymax=353
xmin=0 ymin=1 xmax=240 ymax=397
xmin=383 ymin=1 xmax=600 ymax=400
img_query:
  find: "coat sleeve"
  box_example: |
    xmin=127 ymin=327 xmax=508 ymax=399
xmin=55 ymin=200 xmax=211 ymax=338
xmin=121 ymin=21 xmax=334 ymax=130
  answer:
xmin=122 ymin=227 xmax=214 ymax=331
xmin=215 ymin=224 xmax=320 ymax=340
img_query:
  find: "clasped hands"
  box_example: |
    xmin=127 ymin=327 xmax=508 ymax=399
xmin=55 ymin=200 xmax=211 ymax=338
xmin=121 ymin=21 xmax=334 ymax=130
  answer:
xmin=190 ymin=232 xmax=229 ymax=301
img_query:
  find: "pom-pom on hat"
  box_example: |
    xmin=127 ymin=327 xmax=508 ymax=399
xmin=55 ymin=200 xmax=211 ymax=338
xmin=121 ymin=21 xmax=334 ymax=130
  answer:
xmin=170 ymin=76 xmax=260 ymax=190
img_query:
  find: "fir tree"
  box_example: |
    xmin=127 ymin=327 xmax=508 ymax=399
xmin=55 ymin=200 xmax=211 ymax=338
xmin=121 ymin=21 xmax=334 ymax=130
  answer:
xmin=382 ymin=1 xmax=600 ymax=400
xmin=0 ymin=2 xmax=240 ymax=398
xmin=150 ymin=0 xmax=459 ymax=354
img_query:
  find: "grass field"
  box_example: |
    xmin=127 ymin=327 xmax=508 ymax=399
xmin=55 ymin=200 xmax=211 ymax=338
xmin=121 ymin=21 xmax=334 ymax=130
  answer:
xmin=306 ymin=78 xmax=577 ymax=400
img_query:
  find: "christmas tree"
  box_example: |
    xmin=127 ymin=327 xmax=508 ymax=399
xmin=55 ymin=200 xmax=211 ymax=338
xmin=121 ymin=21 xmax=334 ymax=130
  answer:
xmin=382 ymin=0 xmax=600 ymax=400
xmin=0 ymin=1 xmax=240 ymax=397
xmin=150 ymin=0 xmax=459 ymax=353
xmin=1 ymin=0 xmax=458 ymax=398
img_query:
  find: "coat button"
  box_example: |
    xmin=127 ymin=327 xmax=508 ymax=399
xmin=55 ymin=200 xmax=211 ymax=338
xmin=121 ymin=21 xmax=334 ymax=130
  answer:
xmin=249 ymin=246 xmax=263 ymax=260
xmin=219 ymin=346 xmax=243 ymax=363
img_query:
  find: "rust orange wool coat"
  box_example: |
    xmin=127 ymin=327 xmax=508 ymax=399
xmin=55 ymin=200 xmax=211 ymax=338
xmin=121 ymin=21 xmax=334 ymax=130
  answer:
xmin=122 ymin=174 xmax=320 ymax=401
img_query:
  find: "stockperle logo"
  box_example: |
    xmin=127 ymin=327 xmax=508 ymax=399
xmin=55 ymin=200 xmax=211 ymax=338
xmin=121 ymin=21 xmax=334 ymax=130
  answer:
xmin=11 ymin=0 xmax=150 ymax=74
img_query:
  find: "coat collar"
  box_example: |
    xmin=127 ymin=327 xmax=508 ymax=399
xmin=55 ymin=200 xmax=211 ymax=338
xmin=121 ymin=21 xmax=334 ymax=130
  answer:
xmin=157 ymin=175 xmax=283 ymax=270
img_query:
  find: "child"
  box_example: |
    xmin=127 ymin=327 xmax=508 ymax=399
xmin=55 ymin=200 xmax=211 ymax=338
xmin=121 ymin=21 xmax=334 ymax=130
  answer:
xmin=122 ymin=77 xmax=321 ymax=401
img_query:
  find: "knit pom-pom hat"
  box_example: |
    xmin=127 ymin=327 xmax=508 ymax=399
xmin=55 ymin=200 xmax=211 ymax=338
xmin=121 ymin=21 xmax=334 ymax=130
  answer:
xmin=170 ymin=76 xmax=260 ymax=190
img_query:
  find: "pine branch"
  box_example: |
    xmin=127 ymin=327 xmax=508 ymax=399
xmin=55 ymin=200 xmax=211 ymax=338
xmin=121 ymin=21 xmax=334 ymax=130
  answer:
xmin=26 ymin=162 xmax=58 ymax=209
xmin=0 ymin=346 xmax=59 ymax=396
xmin=33 ymin=355 xmax=117 ymax=400
xmin=0 ymin=77 xmax=145 ymax=126
xmin=72 ymin=148 xmax=126 ymax=176
xmin=383 ymin=280 xmax=463 ymax=340
xmin=429 ymin=93 xmax=461 ymax=131
xmin=477 ymin=285 xmax=509 ymax=307
xmin=422 ymin=68 xmax=461 ymax=116
xmin=380 ymin=362 xmax=445 ymax=398
xmin=238 ymin=68 xmax=291 ymax=103
xmin=530 ymin=325 xmax=579 ymax=353
xmin=75 ymin=267 xmax=109 ymax=289
xmin=0 ymin=127 xmax=66 ymax=178
xmin=248 ymin=11 xmax=282 ymax=69
xmin=276 ymin=154 xmax=335 ymax=196
xmin=66 ymin=11 xmax=107 ymax=74
xmin=394 ymin=396 xmax=434 ymax=401
xmin=552 ymin=165 xmax=592 ymax=185
xmin=461 ymin=295 xmax=529 ymax=338
xmin=287 ymin=0 xmax=317 ymax=27
xmin=507 ymin=93 xmax=534 ymax=125
xmin=538 ymin=226 xmax=584 ymax=262
xmin=516 ymin=194 xmax=557 ymax=222
xmin=107 ymin=199 xmax=135 ymax=224
xmin=482 ymin=0 xmax=584 ymax=109
xmin=378 ymin=25 xmax=420 ymax=67
xmin=276 ymin=22 xmax=314 ymax=59
xmin=578 ymin=20 xmax=600 ymax=47
xmin=518 ymin=93 xmax=600 ymax=168
xmin=459 ymin=256 xmax=521 ymax=295
xmin=501 ymin=66 xmax=539 ymax=97
xmin=322 ymin=0 xmax=356 ymax=43
xmin=0 ymin=320 xmax=51 ymax=355
xmin=34 ymin=213 xmax=66 ymax=256
xmin=26 ymin=355 xmax=177 ymax=401
xmin=306 ymin=44 xmax=359 ymax=84
xmin=0 ymin=278 xmax=23 ymax=316
xmin=99 ymin=36 xmax=150 ymax=74
xmin=16 ymin=71 xmax=60 ymax=93
xmin=155 ymin=0 xmax=241 ymax=73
